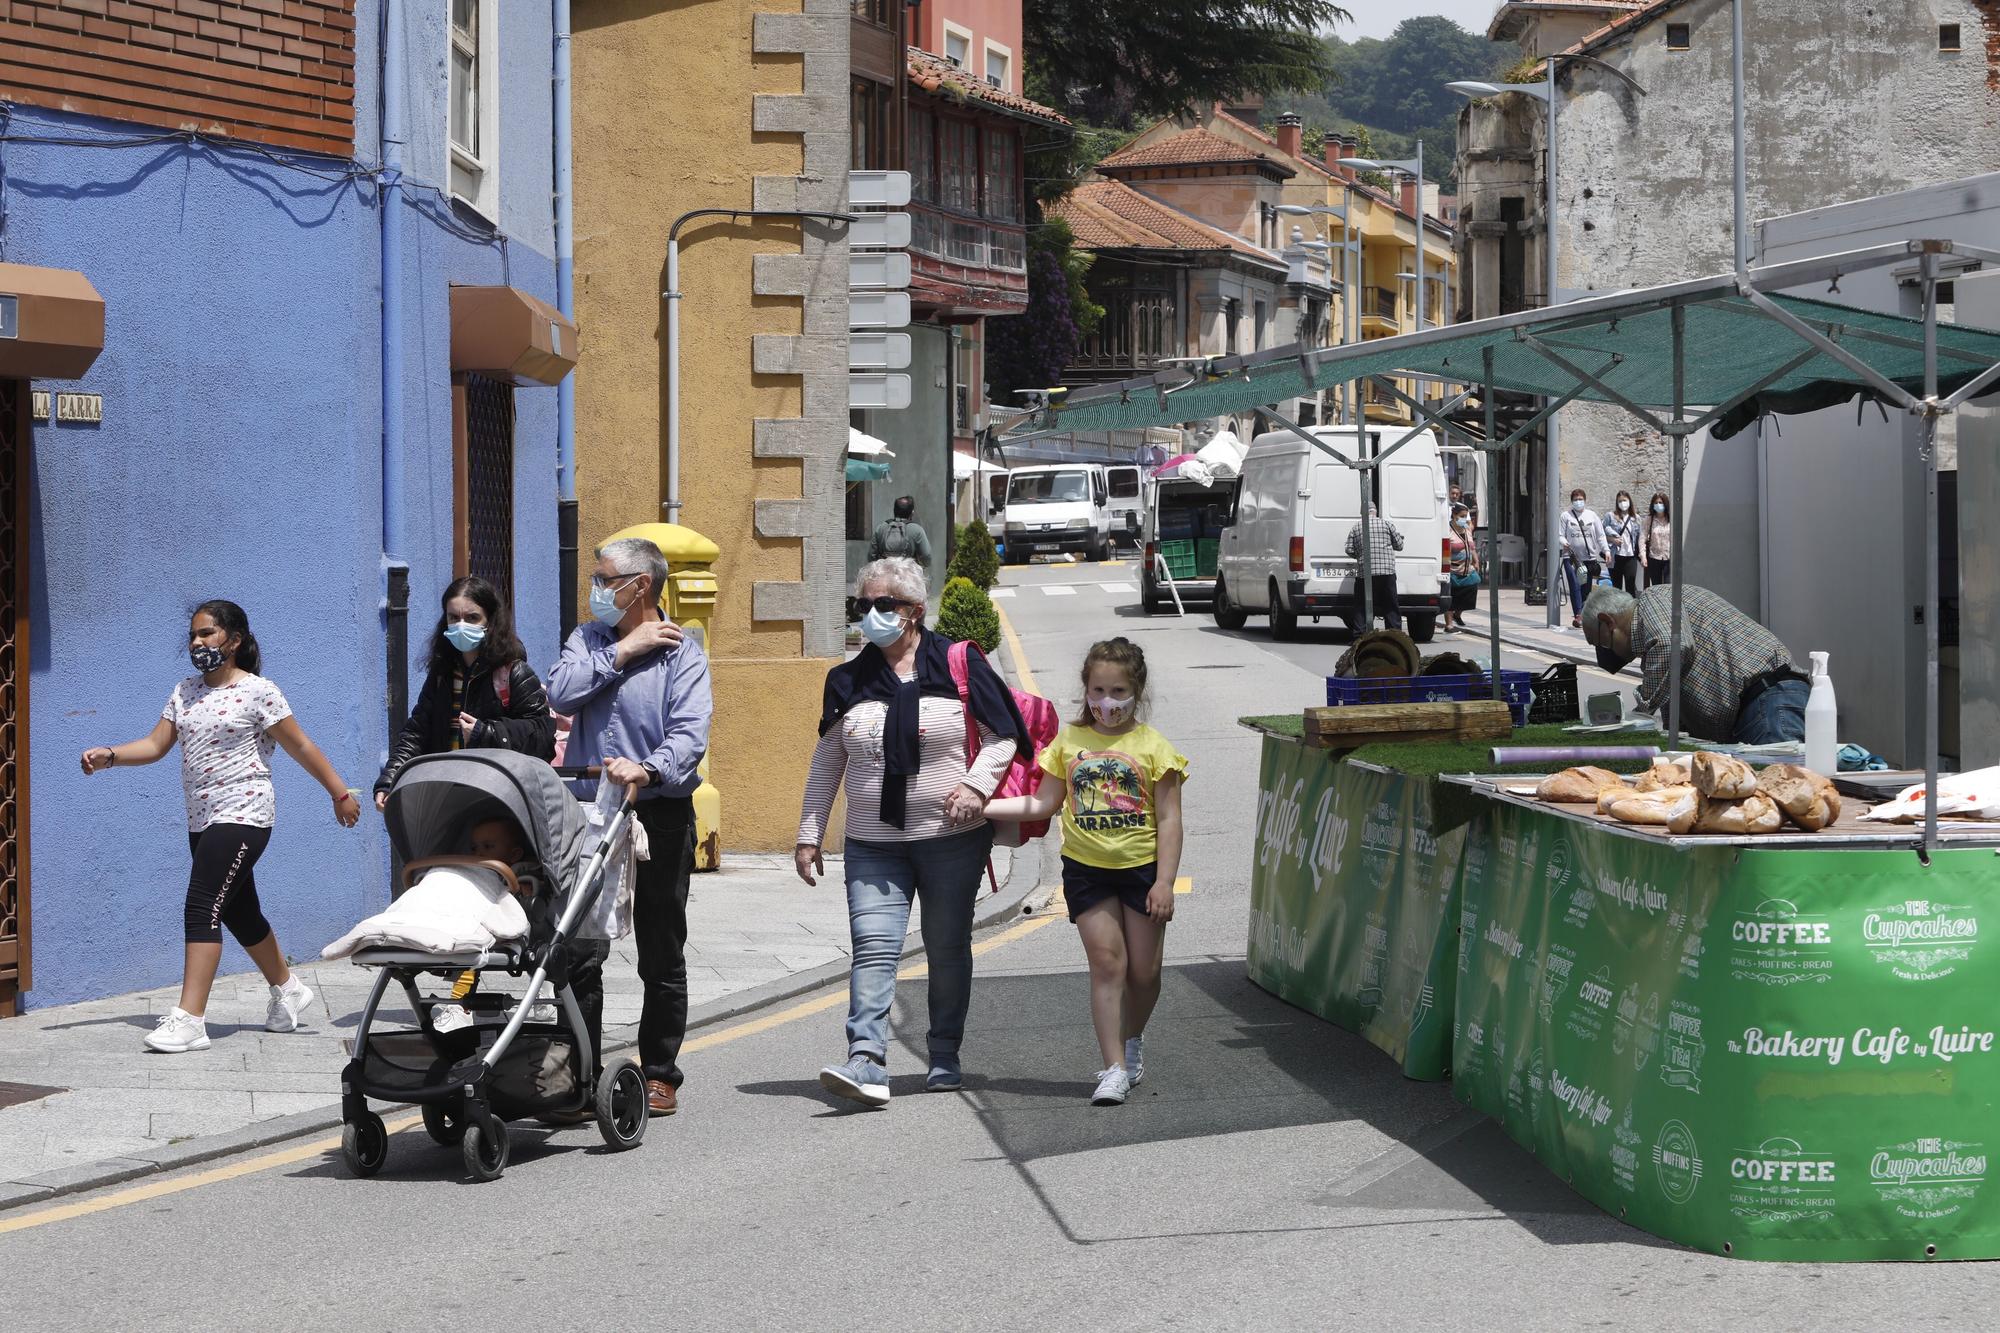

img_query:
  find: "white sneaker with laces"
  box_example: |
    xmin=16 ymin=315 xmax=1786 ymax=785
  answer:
xmin=431 ymin=1003 xmax=474 ymax=1034
xmin=146 ymin=1007 xmax=210 ymax=1053
xmin=1124 ymin=1036 xmax=1144 ymax=1087
xmin=1091 ymin=1065 xmax=1132 ymax=1107
xmin=265 ymin=976 xmax=314 ymax=1033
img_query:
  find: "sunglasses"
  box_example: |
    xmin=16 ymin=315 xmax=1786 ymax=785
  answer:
xmin=590 ymin=572 xmax=639 ymax=590
xmin=848 ymin=595 xmax=916 ymax=620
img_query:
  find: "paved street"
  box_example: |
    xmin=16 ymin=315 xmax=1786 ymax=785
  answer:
xmin=2 ymin=562 xmax=1988 ymax=1327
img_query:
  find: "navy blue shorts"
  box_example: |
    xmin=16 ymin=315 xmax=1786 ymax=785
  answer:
xmin=1061 ymin=856 xmax=1158 ymax=923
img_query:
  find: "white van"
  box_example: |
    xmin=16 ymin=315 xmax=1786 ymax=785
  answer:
xmin=1214 ymin=425 xmax=1448 ymax=641
xmin=1001 ymin=464 xmax=1113 ymax=563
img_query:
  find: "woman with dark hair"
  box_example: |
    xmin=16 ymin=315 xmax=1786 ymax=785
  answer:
xmin=1644 ymin=491 xmax=1675 ymax=588
xmin=1604 ymin=490 xmax=1642 ymax=596
xmin=373 ymin=576 xmax=555 ymax=810
xmin=81 ymin=600 xmax=361 ymax=1053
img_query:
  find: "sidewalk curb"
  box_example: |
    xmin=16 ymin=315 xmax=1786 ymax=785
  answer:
xmin=0 ymin=848 xmax=1052 ymax=1217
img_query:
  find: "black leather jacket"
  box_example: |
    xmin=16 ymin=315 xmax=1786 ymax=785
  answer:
xmin=373 ymin=657 xmax=556 ymax=795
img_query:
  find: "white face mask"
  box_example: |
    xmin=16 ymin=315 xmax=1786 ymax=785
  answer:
xmin=1090 ymin=695 xmax=1136 ymax=727
xmin=1571 ymin=499 xmax=1586 ymax=514
xmin=1617 ymin=501 xmax=1630 ymax=512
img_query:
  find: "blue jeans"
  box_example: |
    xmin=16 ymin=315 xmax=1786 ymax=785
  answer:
xmin=1563 ymin=558 xmax=1601 ymax=615
xmin=843 ymin=824 xmax=994 ymax=1062
xmin=1735 ymin=677 xmax=1809 ymax=745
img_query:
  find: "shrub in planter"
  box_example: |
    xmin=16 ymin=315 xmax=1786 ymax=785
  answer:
xmin=936 ymin=576 xmax=1001 ymax=654
xmin=947 ymin=520 xmax=1000 ymax=591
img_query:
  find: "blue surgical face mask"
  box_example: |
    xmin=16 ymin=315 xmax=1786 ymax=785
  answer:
xmin=444 ymin=621 xmax=487 ymax=653
xmin=590 ymin=577 xmax=633 ymax=625
xmin=1653 ymin=503 xmax=1665 ymax=515
xmin=1571 ymin=499 xmax=1586 ymax=514
xmin=860 ymin=607 xmax=907 ymax=647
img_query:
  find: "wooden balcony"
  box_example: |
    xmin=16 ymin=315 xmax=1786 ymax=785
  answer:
xmin=909 ymin=201 xmax=1030 ymax=319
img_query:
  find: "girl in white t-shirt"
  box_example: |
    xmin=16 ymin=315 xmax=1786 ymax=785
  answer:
xmin=82 ymin=600 xmax=361 ymax=1053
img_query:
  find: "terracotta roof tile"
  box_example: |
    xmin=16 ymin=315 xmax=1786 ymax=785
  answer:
xmin=1047 ymin=179 xmax=1283 ymax=267
xmin=906 ymin=47 xmax=1069 ymax=127
xmin=1100 ymin=126 xmax=1295 ymax=176
xmin=1560 ymin=0 xmax=1685 ymax=58
xmin=1489 ymin=0 xmax=1645 ymax=43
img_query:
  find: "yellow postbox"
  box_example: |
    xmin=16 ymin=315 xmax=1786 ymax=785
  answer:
xmin=603 ymin=521 xmax=724 ymax=870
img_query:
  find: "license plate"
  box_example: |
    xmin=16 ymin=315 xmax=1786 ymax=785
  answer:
xmin=1035 ymin=543 xmax=1060 ymax=552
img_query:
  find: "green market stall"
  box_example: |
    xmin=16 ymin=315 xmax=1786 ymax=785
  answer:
xmin=1244 ymin=721 xmax=2000 ymax=1261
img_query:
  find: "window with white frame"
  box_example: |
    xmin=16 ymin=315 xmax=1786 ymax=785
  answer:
xmin=943 ymin=25 xmax=971 ymax=70
xmin=984 ymin=41 xmax=1010 ymax=91
xmin=449 ymin=0 xmax=499 ymax=220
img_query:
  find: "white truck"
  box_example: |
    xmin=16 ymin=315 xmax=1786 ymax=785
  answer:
xmin=1001 ymin=464 xmax=1113 ymax=563
xmin=1213 ymin=425 xmax=1449 ymax=641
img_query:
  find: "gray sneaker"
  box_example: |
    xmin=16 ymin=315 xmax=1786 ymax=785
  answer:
xmin=926 ymin=1053 xmax=963 ymax=1092
xmin=820 ymin=1053 xmax=891 ymax=1107
xmin=1123 ymin=1036 xmax=1144 ymax=1087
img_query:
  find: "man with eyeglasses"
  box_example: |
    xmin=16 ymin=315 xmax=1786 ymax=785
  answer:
xmin=549 ymin=536 xmax=713 ymax=1118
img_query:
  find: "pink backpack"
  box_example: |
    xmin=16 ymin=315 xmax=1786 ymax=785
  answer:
xmin=947 ymin=640 xmax=1059 ymax=852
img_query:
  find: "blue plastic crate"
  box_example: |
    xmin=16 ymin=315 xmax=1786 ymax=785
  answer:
xmin=1324 ymin=671 xmax=1533 ymax=727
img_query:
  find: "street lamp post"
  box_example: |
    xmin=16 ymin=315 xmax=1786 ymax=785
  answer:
xmin=1337 ymin=142 xmax=1427 ymax=334
xmin=1276 ymin=200 xmax=1357 ymax=422
xmin=1448 ymin=59 xmax=1645 ymax=628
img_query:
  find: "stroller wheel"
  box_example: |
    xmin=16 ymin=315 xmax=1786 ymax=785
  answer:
xmin=342 ymin=1112 xmax=389 ymax=1177
xmin=422 ymin=1099 xmax=467 ymax=1146
xmin=462 ymin=1115 xmax=510 ymax=1182
xmin=595 ymin=1060 xmax=648 ymax=1151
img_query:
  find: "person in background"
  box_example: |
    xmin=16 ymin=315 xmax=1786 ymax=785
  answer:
xmin=868 ymin=495 xmax=933 ymax=569
xmin=1559 ymin=488 xmax=1611 ymax=629
xmin=549 ymin=537 xmax=712 ymax=1118
xmin=1603 ymin=490 xmax=1642 ymax=596
xmin=1582 ymin=583 xmax=1808 ymax=743
xmin=81 ymin=600 xmax=360 ymax=1053
xmin=1445 ymin=503 xmax=1480 ymax=633
xmin=1344 ymin=503 xmax=1405 ymax=633
xmin=1645 ymin=491 xmax=1675 ymax=588
xmin=374 ymin=576 xmax=554 ymax=808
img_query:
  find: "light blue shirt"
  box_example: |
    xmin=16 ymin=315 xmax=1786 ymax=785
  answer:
xmin=547 ymin=620 xmax=713 ymax=799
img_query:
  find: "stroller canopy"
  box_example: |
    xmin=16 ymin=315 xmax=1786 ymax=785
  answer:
xmin=385 ymin=751 xmax=584 ymax=893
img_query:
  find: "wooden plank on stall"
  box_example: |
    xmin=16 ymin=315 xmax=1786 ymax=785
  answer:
xmin=1304 ymin=700 xmax=1514 ymax=744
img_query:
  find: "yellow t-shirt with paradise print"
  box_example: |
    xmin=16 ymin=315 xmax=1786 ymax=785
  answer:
xmin=1038 ymin=722 xmax=1189 ymax=871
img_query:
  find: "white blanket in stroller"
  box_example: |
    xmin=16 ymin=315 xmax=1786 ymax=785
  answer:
xmin=321 ymin=865 xmax=529 ymax=960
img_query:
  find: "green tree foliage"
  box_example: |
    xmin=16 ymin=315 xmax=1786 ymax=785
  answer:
xmin=946 ymin=520 xmax=1000 ymax=591
xmin=1266 ymin=17 xmax=1522 ymax=186
xmin=1025 ymin=0 xmax=1353 ymax=127
xmin=936 ymin=577 xmax=1002 ymax=655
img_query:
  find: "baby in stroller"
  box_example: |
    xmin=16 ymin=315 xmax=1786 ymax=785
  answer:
xmin=429 ymin=816 xmax=550 ymax=1033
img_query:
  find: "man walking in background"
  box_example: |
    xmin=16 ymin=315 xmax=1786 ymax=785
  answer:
xmin=1345 ymin=503 xmax=1406 ymax=633
xmin=869 ymin=496 xmax=933 ymax=568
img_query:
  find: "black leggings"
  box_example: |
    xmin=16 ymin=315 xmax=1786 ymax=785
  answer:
xmin=185 ymin=824 xmax=274 ymax=946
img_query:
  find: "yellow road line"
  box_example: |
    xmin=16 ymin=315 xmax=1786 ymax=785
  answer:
xmin=0 ymin=911 xmax=1066 ymax=1235
xmin=1174 ymin=876 xmax=1193 ymax=895
xmin=993 ymin=600 xmax=1041 ymax=697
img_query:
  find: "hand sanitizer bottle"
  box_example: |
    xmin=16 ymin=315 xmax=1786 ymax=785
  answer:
xmin=1804 ymin=651 xmax=1837 ymax=774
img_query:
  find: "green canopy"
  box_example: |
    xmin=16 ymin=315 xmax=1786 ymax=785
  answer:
xmin=1020 ymin=260 xmax=2000 ymax=441
xmin=845 ymin=458 xmax=892 ymax=483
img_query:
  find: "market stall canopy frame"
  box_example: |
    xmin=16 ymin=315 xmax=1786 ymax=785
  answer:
xmin=1011 ymin=240 xmax=2000 ymax=441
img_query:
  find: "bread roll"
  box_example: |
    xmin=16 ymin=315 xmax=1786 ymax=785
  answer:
xmin=1635 ymin=758 xmax=1692 ymax=793
xmin=1694 ymin=792 xmax=1784 ymax=835
xmin=1758 ymin=763 xmax=1843 ymax=832
xmin=1601 ymin=784 xmax=1699 ymax=835
xmin=1692 ymin=751 xmax=1758 ymax=799
xmin=1537 ymin=766 xmax=1626 ymax=803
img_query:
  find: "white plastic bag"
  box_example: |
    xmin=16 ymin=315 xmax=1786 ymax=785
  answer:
xmin=575 ymin=781 xmax=649 ymax=940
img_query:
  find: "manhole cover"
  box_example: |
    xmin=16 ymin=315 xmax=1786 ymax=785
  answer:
xmin=0 ymin=1080 xmax=63 ymax=1110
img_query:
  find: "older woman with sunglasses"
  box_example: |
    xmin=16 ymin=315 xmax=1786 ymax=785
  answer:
xmin=796 ymin=556 xmax=1029 ymax=1108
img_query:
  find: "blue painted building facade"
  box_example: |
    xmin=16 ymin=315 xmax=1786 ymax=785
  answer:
xmin=1 ymin=2 xmax=571 ymax=1007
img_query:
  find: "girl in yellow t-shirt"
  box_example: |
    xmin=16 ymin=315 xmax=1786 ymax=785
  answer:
xmin=986 ymin=637 xmax=1186 ymax=1106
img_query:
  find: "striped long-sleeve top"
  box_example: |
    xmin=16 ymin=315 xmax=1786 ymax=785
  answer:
xmin=797 ymin=682 xmax=1016 ymax=845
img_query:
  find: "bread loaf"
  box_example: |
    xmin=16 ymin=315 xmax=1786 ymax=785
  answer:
xmin=1635 ymin=758 xmax=1692 ymax=793
xmin=1692 ymin=751 xmax=1759 ymax=799
xmin=1758 ymin=764 xmax=1842 ymax=832
xmin=1694 ymin=792 xmax=1784 ymax=835
xmin=1600 ymin=784 xmax=1699 ymax=834
xmin=1537 ymin=766 xmax=1626 ymax=803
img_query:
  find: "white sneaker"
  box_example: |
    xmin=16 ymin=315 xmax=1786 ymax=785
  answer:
xmin=146 ymin=1007 xmax=210 ymax=1053
xmin=1091 ymin=1065 xmax=1132 ymax=1107
xmin=265 ymin=976 xmax=314 ymax=1032
xmin=1124 ymin=1036 xmax=1144 ymax=1087
xmin=431 ymin=1003 xmax=474 ymax=1034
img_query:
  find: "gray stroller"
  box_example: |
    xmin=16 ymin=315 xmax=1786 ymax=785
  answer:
xmin=339 ymin=750 xmax=645 ymax=1181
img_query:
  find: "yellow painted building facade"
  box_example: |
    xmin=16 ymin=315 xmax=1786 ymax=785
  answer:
xmin=573 ymin=0 xmax=853 ymax=851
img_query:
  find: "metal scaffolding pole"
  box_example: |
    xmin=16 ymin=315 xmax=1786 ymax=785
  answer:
xmin=1922 ymin=251 xmax=1941 ymax=853
xmin=1485 ymin=347 xmax=1503 ymax=702
xmin=1668 ymin=304 xmax=1687 ymax=752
